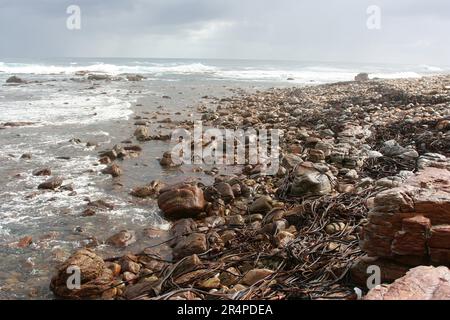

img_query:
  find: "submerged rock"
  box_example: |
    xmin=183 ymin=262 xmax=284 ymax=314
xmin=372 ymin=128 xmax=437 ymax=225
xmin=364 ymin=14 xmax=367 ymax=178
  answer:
xmin=6 ymin=76 xmax=26 ymax=84
xmin=106 ymin=230 xmax=136 ymax=248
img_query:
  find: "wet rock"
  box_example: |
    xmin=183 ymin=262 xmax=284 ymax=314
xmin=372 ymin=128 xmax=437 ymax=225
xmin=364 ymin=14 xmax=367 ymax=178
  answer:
xmin=364 ymin=266 xmax=450 ymax=300
xmin=126 ymin=74 xmax=145 ymax=81
xmin=158 ymin=184 xmax=206 ymax=219
xmin=130 ymin=180 xmax=165 ymax=198
xmin=6 ymin=76 xmax=26 ymax=84
xmin=17 ymin=236 xmax=33 ymax=248
xmin=173 ymin=233 xmax=207 ymax=260
xmin=134 ymin=126 xmax=150 ymax=141
xmin=88 ymin=199 xmax=115 ymax=210
xmin=215 ymin=182 xmax=235 ymax=203
xmin=101 ymin=163 xmax=122 ymax=177
xmin=159 ymin=151 xmax=181 ymax=167
xmin=241 ymin=269 xmax=273 ymax=286
xmin=50 ymin=249 xmax=113 ymax=299
xmin=20 ymin=153 xmax=32 ymax=160
xmin=106 ymin=230 xmax=136 ymax=248
xmin=87 ymin=74 xmax=111 ymax=81
xmin=81 ymin=208 xmax=96 ymax=217
xmin=38 ymin=177 xmax=63 ymax=190
xmin=227 ymin=214 xmax=245 ymax=226
xmin=355 ymin=73 xmax=369 ymax=82
xmin=289 ymin=162 xmax=334 ymax=197
xmin=33 ymin=168 xmax=51 ymax=176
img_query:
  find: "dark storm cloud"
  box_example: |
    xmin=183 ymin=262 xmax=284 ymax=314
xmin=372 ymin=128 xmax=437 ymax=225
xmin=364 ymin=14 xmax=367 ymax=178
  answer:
xmin=0 ymin=0 xmax=449 ymax=65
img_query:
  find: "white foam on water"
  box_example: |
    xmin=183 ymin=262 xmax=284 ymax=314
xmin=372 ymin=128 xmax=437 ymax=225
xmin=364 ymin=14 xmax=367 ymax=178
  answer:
xmin=0 ymin=62 xmax=218 ymax=76
xmin=0 ymin=88 xmax=133 ymax=125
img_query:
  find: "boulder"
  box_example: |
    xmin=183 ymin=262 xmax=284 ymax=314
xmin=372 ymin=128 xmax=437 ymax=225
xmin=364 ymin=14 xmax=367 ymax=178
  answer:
xmin=134 ymin=126 xmax=150 ymax=141
xmin=6 ymin=76 xmax=25 ymax=84
xmin=355 ymin=73 xmax=369 ymax=82
xmin=364 ymin=266 xmax=450 ymax=300
xmin=158 ymin=184 xmax=206 ymax=219
xmin=87 ymin=74 xmax=110 ymax=81
xmin=50 ymin=249 xmax=113 ymax=299
xmin=159 ymin=151 xmax=181 ymax=167
xmin=172 ymin=233 xmax=207 ymax=260
xmin=126 ymin=74 xmax=145 ymax=81
xmin=38 ymin=177 xmax=63 ymax=190
xmin=352 ymin=167 xmax=450 ymax=286
xmin=33 ymin=168 xmax=51 ymax=176
xmin=130 ymin=180 xmax=165 ymax=198
xmin=106 ymin=230 xmax=136 ymax=248
xmin=101 ymin=164 xmax=122 ymax=177
xmin=249 ymin=196 xmax=273 ymax=214
xmin=289 ymin=162 xmax=334 ymax=197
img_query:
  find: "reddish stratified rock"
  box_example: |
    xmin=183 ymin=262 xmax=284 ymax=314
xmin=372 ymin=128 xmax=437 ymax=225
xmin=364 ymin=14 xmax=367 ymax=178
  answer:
xmin=364 ymin=266 xmax=450 ymax=300
xmin=50 ymin=249 xmax=113 ymax=299
xmin=157 ymin=184 xmax=206 ymax=219
xmin=360 ymin=168 xmax=450 ymax=264
xmin=352 ymin=167 xmax=450 ymax=286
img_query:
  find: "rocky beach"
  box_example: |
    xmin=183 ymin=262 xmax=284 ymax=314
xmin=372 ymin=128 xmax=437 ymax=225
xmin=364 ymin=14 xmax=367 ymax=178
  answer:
xmin=16 ymin=75 xmax=450 ymax=300
xmin=1 ymin=64 xmax=450 ymax=300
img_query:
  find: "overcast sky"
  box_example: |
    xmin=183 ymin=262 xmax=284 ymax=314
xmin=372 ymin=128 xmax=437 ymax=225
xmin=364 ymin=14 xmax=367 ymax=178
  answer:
xmin=0 ymin=0 xmax=449 ymax=65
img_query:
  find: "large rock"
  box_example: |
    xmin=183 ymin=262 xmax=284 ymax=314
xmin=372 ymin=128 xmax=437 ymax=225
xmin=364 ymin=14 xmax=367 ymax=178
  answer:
xmin=157 ymin=184 xmax=206 ymax=219
xmin=6 ymin=76 xmax=26 ymax=84
xmin=364 ymin=266 xmax=450 ymax=300
xmin=360 ymin=167 xmax=450 ymax=263
xmin=289 ymin=162 xmax=334 ymax=197
xmin=355 ymin=73 xmax=369 ymax=82
xmin=106 ymin=230 xmax=136 ymax=248
xmin=38 ymin=177 xmax=63 ymax=190
xmin=134 ymin=126 xmax=150 ymax=141
xmin=172 ymin=233 xmax=207 ymax=260
xmin=353 ymin=167 xmax=450 ymax=286
xmin=50 ymin=249 xmax=113 ymax=299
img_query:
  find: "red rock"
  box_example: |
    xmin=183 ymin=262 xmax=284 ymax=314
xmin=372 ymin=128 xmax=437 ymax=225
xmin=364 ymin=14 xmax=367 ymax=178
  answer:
xmin=157 ymin=184 xmax=206 ymax=219
xmin=364 ymin=266 xmax=450 ymax=300
xmin=50 ymin=249 xmax=113 ymax=299
xmin=360 ymin=167 xmax=450 ymax=265
xmin=101 ymin=164 xmax=122 ymax=177
xmin=429 ymin=225 xmax=450 ymax=249
xmin=17 ymin=236 xmax=33 ymax=248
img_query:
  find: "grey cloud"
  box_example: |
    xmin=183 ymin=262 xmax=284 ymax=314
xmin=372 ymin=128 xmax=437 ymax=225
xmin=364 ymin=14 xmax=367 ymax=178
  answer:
xmin=0 ymin=0 xmax=449 ymax=65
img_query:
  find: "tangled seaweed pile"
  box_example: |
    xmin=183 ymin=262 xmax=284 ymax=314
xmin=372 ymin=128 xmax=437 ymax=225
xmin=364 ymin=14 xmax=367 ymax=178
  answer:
xmin=49 ymin=75 xmax=450 ymax=300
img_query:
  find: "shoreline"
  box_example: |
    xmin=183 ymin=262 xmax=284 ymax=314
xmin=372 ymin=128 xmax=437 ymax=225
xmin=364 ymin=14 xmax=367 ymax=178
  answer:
xmin=0 ymin=74 xmax=449 ymax=299
xmin=48 ymin=74 xmax=450 ymax=300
